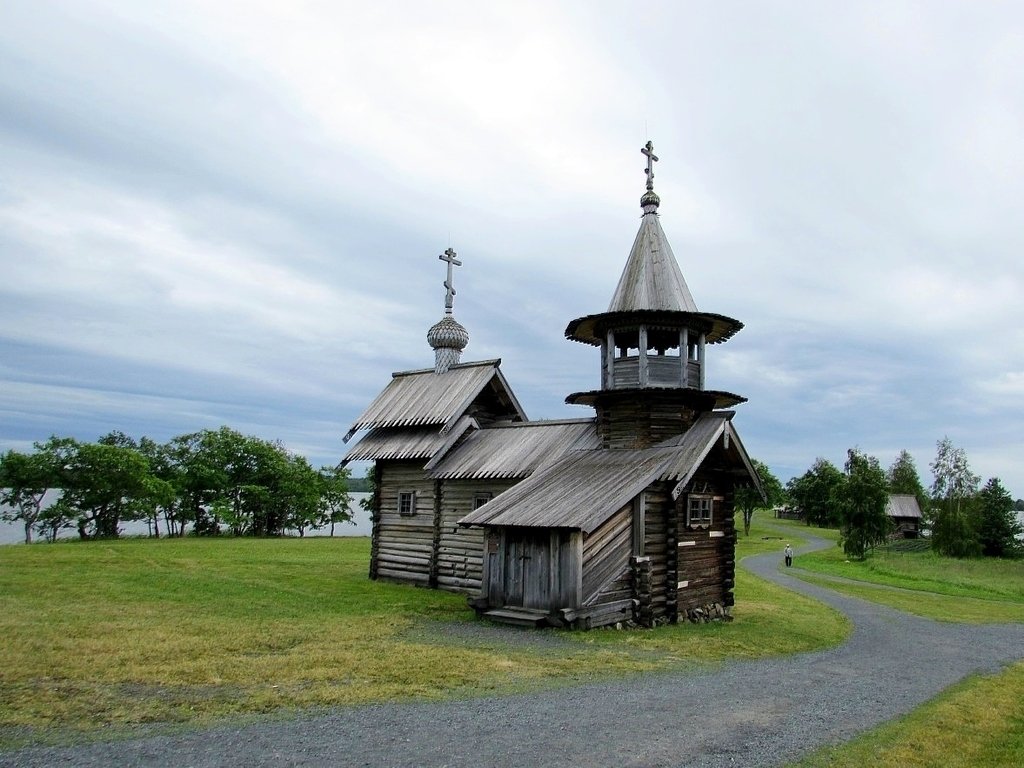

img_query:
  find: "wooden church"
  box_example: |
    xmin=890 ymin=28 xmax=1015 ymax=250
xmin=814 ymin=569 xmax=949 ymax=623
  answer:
xmin=343 ymin=143 xmax=763 ymax=628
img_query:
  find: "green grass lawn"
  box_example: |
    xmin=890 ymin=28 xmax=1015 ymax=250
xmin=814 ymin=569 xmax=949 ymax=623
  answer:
xmin=774 ymin=525 xmax=1024 ymax=623
xmin=2 ymin=516 xmax=1020 ymax=763
xmin=0 ymin=524 xmax=848 ymax=746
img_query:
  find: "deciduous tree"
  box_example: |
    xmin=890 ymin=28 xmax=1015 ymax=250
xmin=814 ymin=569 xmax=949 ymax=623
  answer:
xmin=929 ymin=437 xmax=980 ymax=558
xmin=786 ymin=458 xmax=843 ymax=527
xmin=735 ymin=459 xmax=784 ymax=536
xmin=60 ymin=440 xmax=156 ymax=538
xmin=319 ymin=464 xmax=353 ymax=537
xmin=0 ymin=447 xmax=57 ymax=543
xmin=833 ymin=448 xmax=891 ymax=560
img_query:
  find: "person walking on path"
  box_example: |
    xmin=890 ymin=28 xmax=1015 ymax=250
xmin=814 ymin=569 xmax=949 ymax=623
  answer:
xmin=784 ymin=543 xmax=793 ymax=567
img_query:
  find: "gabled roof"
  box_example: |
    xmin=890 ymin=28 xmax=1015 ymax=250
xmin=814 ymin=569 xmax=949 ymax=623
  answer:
xmin=343 ymin=359 xmax=526 ymax=441
xmin=426 ymin=419 xmax=600 ymax=479
xmin=460 ymin=412 xmax=760 ymax=533
xmin=886 ymin=494 xmax=923 ymax=520
xmin=607 ymin=213 xmax=697 ymax=313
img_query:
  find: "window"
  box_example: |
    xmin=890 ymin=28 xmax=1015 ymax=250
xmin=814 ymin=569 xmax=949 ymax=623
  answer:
xmin=473 ymin=492 xmax=493 ymax=510
xmin=398 ymin=491 xmax=416 ymax=516
xmin=687 ymin=495 xmax=713 ymax=528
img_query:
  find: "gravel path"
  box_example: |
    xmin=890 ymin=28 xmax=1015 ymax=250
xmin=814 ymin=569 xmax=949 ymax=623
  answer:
xmin=4 ymin=530 xmax=1023 ymax=768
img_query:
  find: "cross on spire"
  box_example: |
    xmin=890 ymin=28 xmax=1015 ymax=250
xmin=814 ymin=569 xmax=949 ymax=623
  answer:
xmin=439 ymin=247 xmax=462 ymax=314
xmin=642 ymin=141 xmax=659 ymax=191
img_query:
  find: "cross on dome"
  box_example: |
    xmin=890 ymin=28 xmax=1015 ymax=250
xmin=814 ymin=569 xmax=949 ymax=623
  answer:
xmin=439 ymin=247 xmax=462 ymax=314
xmin=642 ymin=141 xmax=658 ymax=191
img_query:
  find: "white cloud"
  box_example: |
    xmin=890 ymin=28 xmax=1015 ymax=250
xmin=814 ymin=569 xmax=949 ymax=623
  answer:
xmin=1 ymin=0 xmax=1023 ymax=494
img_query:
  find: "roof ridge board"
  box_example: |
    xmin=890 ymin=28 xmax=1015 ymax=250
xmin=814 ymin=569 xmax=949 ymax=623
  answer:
xmin=391 ymin=359 xmax=502 ymax=378
xmin=484 ymin=417 xmax=595 ymax=429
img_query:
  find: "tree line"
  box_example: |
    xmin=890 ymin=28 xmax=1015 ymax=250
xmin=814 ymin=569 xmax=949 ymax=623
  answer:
xmin=786 ymin=438 xmax=1022 ymax=560
xmin=0 ymin=427 xmax=352 ymax=543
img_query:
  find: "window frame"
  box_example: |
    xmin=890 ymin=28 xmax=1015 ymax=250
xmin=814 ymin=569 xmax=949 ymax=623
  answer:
xmin=686 ymin=494 xmax=713 ymax=528
xmin=397 ymin=490 xmax=417 ymax=517
xmin=472 ymin=492 xmax=493 ymax=511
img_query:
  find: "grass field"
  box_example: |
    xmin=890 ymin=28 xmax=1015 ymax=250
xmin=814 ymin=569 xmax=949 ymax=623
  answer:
xmin=767 ymin=517 xmax=1024 ymax=623
xmin=0 ymin=517 xmax=848 ymax=746
xmin=2 ymin=515 xmax=1021 ymax=762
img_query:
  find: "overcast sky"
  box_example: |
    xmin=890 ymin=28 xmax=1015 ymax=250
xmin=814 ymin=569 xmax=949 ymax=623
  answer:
xmin=2 ymin=0 xmax=1021 ymax=495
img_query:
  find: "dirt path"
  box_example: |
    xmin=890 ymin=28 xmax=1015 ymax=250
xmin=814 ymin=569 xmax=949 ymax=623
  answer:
xmin=4 ymin=530 xmax=1023 ymax=768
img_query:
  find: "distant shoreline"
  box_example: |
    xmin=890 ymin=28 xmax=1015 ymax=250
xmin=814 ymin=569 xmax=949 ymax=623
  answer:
xmin=0 ymin=492 xmax=373 ymax=545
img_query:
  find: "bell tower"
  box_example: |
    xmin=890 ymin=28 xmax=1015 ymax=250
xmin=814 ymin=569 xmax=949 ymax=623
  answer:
xmin=564 ymin=142 xmax=746 ymax=448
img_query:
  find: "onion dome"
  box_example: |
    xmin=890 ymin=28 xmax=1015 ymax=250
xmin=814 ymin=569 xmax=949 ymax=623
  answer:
xmin=428 ymin=314 xmax=470 ymax=350
xmin=429 ymin=248 xmax=469 ymax=373
xmin=641 ymin=189 xmax=660 ymax=213
xmin=428 ymin=315 xmax=468 ymax=374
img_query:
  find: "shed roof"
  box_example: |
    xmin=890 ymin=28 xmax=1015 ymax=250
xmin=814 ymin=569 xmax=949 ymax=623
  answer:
xmin=343 ymin=359 xmax=525 ymax=440
xmin=886 ymin=494 xmax=923 ymax=520
xmin=426 ymin=419 xmax=600 ymax=479
xmin=460 ymin=412 xmax=759 ymax=533
xmin=341 ymin=415 xmax=478 ymax=464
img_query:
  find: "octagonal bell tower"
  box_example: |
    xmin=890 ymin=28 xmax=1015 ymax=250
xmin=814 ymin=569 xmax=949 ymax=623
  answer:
xmin=564 ymin=142 xmax=746 ymax=448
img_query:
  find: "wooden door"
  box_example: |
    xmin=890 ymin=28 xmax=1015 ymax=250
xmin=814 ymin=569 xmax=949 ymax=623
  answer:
xmin=503 ymin=530 xmax=552 ymax=610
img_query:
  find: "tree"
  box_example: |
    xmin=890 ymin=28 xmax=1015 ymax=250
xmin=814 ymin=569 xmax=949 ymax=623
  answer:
xmin=319 ymin=464 xmax=353 ymax=537
xmin=0 ymin=447 xmax=57 ymax=543
xmin=887 ymin=450 xmax=928 ymax=513
xmin=975 ymin=478 xmax=1022 ymax=558
xmin=735 ymin=459 xmax=785 ymax=536
xmin=833 ymin=448 xmax=892 ymax=560
xmin=279 ymin=455 xmax=326 ymax=537
xmin=60 ymin=440 xmax=157 ymax=539
xmin=929 ymin=437 xmax=981 ymax=558
xmin=786 ymin=458 xmax=844 ymax=527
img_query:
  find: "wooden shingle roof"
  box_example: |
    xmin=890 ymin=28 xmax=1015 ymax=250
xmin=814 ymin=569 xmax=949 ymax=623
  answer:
xmin=426 ymin=419 xmax=599 ymax=479
xmin=607 ymin=212 xmax=697 ymax=314
xmin=459 ymin=412 xmax=759 ymax=533
xmin=343 ymin=359 xmax=525 ymax=441
xmin=341 ymin=416 xmax=478 ymax=464
xmin=886 ymin=494 xmax=923 ymax=520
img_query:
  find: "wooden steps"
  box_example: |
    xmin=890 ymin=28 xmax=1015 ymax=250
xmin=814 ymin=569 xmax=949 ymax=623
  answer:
xmin=483 ymin=607 xmax=550 ymax=628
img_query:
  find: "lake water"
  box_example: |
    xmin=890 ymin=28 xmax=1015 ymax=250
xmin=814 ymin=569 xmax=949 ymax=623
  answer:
xmin=2 ymin=497 xmax=1022 ymax=546
xmin=0 ymin=492 xmax=372 ymax=545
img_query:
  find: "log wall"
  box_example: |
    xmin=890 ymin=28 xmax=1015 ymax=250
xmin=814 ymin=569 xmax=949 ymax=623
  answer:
xmin=675 ymin=472 xmax=737 ymax=614
xmin=436 ymin=479 xmax=517 ymax=593
xmin=371 ymin=462 xmax=520 ymax=593
xmin=373 ymin=460 xmax=437 ymax=585
xmin=595 ymin=395 xmax=700 ymax=449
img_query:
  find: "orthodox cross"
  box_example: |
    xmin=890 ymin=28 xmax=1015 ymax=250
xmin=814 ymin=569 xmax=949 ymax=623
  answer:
xmin=439 ymin=247 xmax=462 ymax=314
xmin=642 ymin=140 xmax=658 ymax=191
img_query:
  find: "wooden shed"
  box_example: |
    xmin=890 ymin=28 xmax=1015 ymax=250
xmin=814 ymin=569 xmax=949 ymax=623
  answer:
xmin=885 ymin=494 xmax=923 ymax=538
